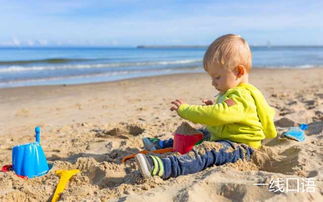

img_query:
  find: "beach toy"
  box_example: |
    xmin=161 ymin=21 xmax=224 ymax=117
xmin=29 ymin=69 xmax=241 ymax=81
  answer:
xmin=1 ymin=164 xmax=28 ymax=179
xmin=12 ymin=127 xmax=50 ymax=178
xmin=52 ymin=169 xmax=80 ymax=202
xmin=173 ymin=133 xmax=203 ymax=154
xmin=122 ymin=133 xmax=203 ymax=162
xmin=283 ymin=124 xmax=308 ymax=142
xmin=1 ymin=164 xmax=13 ymax=172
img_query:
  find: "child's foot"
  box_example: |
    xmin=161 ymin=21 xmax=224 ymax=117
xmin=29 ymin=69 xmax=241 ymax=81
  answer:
xmin=142 ymin=137 xmax=161 ymax=151
xmin=135 ymin=153 xmax=164 ymax=178
xmin=142 ymin=137 xmax=174 ymax=151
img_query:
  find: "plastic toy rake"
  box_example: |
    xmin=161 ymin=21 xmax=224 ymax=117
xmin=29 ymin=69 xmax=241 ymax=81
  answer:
xmin=51 ymin=169 xmax=80 ymax=202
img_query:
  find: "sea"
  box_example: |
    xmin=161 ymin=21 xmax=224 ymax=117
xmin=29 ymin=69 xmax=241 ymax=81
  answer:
xmin=0 ymin=46 xmax=323 ymax=88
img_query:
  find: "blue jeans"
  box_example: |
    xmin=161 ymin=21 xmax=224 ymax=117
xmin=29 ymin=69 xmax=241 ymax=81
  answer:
xmin=158 ymin=129 xmax=254 ymax=179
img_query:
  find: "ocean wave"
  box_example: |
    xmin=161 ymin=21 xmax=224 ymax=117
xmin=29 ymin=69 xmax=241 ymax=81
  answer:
xmin=0 ymin=58 xmax=91 ymax=65
xmin=0 ymin=66 xmax=202 ymax=87
xmin=0 ymin=59 xmax=202 ymax=73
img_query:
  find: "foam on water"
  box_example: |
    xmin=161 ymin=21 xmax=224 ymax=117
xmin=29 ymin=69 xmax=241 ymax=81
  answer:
xmin=0 ymin=59 xmax=202 ymax=73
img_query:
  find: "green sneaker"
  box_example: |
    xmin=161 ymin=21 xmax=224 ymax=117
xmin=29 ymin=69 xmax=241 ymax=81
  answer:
xmin=135 ymin=153 xmax=164 ymax=178
xmin=142 ymin=137 xmax=161 ymax=151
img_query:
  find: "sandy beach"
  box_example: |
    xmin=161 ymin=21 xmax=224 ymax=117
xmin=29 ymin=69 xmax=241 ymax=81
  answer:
xmin=0 ymin=68 xmax=322 ymax=201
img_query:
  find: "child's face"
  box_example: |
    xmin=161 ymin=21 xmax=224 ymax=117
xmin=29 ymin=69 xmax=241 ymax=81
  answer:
xmin=207 ymin=65 xmax=241 ymax=93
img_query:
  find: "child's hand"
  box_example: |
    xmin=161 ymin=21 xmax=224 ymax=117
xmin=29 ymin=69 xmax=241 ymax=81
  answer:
xmin=170 ymin=99 xmax=185 ymax=112
xmin=202 ymin=99 xmax=213 ymax=105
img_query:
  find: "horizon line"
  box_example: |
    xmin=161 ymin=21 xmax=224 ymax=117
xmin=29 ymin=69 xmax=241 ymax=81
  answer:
xmin=1 ymin=45 xmax=323 ymax=48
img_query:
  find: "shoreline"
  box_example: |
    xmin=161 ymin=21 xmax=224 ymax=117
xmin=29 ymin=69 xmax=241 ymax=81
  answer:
xmin=0 ymin=67 xmax=322 ymax=91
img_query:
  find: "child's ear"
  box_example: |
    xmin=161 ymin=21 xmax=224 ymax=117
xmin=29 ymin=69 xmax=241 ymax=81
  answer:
xmin=234 ymin=65 xmax=245 ymax=78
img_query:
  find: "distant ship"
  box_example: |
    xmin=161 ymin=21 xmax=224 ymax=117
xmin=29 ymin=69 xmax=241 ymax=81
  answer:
xmin=136 ymin=45 xmax=207 ymax=49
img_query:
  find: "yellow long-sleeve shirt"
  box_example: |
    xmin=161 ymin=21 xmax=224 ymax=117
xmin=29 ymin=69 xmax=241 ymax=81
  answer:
xmin=178 ymin=83 xmax=277 ymax=149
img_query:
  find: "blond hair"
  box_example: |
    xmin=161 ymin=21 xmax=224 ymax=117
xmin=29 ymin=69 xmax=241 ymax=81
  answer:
xmin=203 ymin=34 xmax=252 ymax=72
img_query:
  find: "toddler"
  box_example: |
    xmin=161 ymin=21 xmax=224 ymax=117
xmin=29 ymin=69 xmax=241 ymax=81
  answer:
xmin=136 ymin=34 xmax=277 ymax=179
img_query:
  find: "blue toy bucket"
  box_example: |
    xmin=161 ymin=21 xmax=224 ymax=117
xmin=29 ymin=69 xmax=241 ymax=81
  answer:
xmin=12 ymin=127 xmax=50 ymax=178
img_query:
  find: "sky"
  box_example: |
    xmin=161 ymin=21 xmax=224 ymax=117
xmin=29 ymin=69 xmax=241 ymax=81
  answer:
xmin=0 ymin=0 xmax=323 ymax=47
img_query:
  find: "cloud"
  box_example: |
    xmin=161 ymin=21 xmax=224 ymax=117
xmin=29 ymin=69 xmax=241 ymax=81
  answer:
xmin=12 ymin=38 xmax=21 ymax=46
xmin=37 ymin=40 xmax=48 ymax=46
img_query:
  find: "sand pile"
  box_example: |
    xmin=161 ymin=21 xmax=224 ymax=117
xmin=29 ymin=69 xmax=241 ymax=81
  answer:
xmin=174 ymin=122 xmax=203 ymax=135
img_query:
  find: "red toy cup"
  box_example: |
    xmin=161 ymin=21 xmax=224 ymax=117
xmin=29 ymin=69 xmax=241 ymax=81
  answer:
xmin=173 ymin=133 xmax=203 ymax=154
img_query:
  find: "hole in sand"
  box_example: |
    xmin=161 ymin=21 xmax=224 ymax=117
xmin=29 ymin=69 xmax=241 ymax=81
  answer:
xmin=127 ymin=124 xmax=145 ymax=136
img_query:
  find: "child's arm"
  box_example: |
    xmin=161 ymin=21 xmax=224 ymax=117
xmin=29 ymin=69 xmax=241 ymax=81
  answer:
xmin=170 ymin=98 xmax=214 ymax=111
xmin=171 ymin=94 xmax=249 ymax=126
